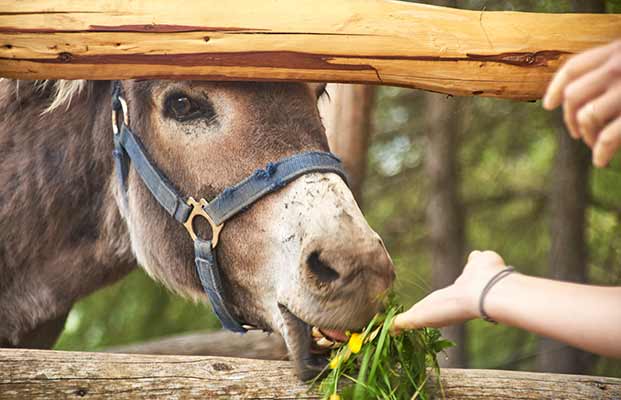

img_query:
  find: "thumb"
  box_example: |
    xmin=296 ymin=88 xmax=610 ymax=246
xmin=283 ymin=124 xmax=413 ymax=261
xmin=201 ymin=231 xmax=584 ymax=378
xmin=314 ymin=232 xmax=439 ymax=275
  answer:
xmin=391 ymin=286 xmax=472 ymax=333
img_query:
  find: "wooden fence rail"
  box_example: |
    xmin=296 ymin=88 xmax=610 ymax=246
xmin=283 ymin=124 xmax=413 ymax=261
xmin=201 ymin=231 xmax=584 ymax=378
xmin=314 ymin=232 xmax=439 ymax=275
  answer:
xmin=0 ymin=1 xmax=620 ymax=100
xmin=1 ymin=348 xmax=620 ymax=399
xmin=105 ymin=330 xmax=288 ymax=360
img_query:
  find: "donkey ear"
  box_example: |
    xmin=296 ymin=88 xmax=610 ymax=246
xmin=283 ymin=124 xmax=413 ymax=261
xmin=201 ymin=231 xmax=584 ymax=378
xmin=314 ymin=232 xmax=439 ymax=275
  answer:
xmin=312 ymin=83 xmax=329 ymax=100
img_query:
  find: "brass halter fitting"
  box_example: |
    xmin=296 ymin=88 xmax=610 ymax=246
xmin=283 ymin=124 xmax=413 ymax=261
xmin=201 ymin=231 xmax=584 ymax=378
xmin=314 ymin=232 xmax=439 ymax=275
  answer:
xmin=111 ymin=96 xmax=129 ymax=135
xmin=183 ymin=197 xmax=224 ymax=248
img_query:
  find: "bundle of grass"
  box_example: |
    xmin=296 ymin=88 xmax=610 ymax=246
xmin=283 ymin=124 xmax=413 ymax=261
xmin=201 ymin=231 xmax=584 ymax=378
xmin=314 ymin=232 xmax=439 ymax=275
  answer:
xmin=312 ymin=300 xmax=453 ymax=400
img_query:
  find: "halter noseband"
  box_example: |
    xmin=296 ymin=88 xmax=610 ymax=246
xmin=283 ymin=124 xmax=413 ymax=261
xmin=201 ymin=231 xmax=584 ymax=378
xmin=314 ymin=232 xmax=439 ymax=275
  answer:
xmin=111 ymin=83 xmax=348 ymax=333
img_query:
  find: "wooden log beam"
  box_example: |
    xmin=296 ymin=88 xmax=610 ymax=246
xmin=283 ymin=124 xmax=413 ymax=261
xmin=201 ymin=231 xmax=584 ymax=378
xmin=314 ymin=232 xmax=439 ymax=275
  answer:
xmin=105 ymin=330 xmax=288 ymax=360
xmin=1 ymin=348 xmax=620 ymax=399
xmin=0 ymin=1 xmax=619 ymax=100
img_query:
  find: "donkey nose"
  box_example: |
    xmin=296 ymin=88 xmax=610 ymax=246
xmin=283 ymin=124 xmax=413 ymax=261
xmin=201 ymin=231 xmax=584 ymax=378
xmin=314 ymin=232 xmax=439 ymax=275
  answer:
xmin=307 ymin=251 xmax=341 ymax=284
xmin=303 ymin=238 xmax=395 ymax=293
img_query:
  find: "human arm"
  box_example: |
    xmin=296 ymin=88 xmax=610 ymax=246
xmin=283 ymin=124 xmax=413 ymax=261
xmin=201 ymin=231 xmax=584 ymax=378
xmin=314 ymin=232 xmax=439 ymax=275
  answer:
xmin=392 ymin=250 xmax=621 ymax=358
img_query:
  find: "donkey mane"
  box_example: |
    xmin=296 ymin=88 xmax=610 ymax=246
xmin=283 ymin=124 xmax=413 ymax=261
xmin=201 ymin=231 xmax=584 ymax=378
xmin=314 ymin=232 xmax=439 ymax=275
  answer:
xmin=1 ymin=79 xmax=90 ymax=112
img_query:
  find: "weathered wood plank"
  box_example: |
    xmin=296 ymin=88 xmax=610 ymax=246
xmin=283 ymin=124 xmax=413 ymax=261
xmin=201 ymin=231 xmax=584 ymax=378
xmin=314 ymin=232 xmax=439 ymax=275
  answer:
xmin=0 ymin=348 xmax=312 ymax=399
xmin=105 ymin=330 xmax=288 ymax=360
xmin=430 ymin=368 xmax=621 ymax=400
xmin=0 ymin=1 xmax=619 ymax=99
xmin=0 ymin=348 xmax=619 ymax=399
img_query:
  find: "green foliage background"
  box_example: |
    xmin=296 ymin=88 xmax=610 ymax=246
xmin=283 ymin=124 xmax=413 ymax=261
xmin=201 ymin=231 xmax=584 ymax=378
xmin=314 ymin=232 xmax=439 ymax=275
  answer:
xmin=55 ymin=0 xmax=621 ymax=378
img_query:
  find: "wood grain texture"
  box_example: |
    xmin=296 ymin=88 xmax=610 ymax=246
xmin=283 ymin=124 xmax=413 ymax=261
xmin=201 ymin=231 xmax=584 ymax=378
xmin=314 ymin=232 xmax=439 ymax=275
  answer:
xmin=1 ymin=348 xmax=620 ymax=399
xmin=429 ymin=368 xmax=621 ymax=400
xmin=105 ymin=330 xmax=288 ymax=360
xmin=0 ymin=1 xmax=619 ymax=99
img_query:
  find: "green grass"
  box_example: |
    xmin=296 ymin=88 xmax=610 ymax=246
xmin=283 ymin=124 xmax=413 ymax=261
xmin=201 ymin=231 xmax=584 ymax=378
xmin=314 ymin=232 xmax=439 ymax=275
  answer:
xmin=312 ymin=297 xmax=453 ymax=400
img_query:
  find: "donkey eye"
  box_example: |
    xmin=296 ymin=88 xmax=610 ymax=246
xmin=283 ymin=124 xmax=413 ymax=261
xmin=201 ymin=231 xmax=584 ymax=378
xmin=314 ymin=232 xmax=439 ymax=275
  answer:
xmin=172 ymin=97 xmax=192 ymax=115
xmin=165 ymin=94 xmax=202 ymax=122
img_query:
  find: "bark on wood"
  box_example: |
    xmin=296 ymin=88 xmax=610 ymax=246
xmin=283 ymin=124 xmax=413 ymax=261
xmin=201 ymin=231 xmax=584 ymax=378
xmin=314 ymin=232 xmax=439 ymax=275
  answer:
xmin=1 ymin=349 xmax=620 ymax=399
xmin=0 ymin=0 xmax=620 ymax=100
xmin=321 ymin=84 xmax=375 ymax=204
xmin=105 ymin=330 xmax=288 ymax=361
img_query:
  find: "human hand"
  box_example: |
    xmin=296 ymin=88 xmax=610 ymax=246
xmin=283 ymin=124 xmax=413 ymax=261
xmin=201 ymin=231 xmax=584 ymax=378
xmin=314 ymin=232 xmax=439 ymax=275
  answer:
xmin=543 ymin=40 xmax=621 ymax=167
xmin=391 ymin=250 xmax=506 ymax=333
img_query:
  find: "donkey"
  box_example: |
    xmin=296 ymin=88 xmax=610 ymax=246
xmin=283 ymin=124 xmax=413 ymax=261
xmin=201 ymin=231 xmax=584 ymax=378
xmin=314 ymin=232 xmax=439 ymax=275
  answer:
xmin=0 ymin=79 xmax=395 ymax=379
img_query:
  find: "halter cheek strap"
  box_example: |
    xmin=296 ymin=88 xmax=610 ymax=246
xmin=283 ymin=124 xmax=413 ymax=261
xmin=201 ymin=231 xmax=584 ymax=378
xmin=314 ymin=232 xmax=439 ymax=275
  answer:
xmin=111 ymin=84 xmax=348 ymax=333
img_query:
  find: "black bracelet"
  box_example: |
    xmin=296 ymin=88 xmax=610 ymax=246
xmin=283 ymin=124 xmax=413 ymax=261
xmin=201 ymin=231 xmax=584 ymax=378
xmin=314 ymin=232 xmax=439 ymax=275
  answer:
xmin=478 ymin=267 xmax=515 ymax=324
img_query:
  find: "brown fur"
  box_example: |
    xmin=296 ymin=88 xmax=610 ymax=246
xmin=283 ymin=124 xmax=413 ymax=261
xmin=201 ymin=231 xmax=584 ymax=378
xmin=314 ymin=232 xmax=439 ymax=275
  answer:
xmin=0 ymin=79 xmax=394 ymax=378
xmin=0 ymin=80 xmax=134 ymax=346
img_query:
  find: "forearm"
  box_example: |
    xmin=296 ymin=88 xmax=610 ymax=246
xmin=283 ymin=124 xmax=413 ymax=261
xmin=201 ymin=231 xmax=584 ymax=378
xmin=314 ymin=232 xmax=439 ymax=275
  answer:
xmin=486 ymin=273 xmax=621 ymax=358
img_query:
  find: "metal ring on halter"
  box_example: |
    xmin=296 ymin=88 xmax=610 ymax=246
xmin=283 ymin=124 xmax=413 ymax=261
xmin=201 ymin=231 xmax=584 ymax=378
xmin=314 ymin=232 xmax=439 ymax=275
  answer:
xmin=111 ymin=96 xmax=129 ymax=135
xmin=183 ymin=197 xmax=224 ymax=248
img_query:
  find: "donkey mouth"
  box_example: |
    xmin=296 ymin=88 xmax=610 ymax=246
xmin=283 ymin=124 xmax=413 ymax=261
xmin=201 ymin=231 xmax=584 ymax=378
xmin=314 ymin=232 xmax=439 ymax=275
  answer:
xmin=278 ymin=304 xmax=350 ymax=381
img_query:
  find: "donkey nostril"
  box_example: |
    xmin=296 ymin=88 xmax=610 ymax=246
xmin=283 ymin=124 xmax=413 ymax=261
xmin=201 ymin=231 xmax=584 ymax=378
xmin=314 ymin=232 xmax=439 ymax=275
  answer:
xmin=307 ymin=251 xmax=340 ymax=284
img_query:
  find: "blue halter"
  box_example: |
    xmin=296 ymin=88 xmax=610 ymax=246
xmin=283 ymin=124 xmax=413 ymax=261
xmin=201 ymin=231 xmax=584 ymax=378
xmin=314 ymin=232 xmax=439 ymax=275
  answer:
xmin=111 ymin=83 xmax=348 ymax=333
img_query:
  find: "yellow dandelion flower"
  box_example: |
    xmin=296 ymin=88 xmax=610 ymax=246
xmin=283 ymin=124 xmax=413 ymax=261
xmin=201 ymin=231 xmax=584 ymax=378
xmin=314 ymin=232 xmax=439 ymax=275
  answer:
xmin=329 ymin=354 xmax=340 ymax=369
xmin=348 ymin=332 xmax=364 ymax=353
xmin=329 ymin=348 xmax=352 ymax=369
xmin=329 ymin=394 xmax=341 ymax=400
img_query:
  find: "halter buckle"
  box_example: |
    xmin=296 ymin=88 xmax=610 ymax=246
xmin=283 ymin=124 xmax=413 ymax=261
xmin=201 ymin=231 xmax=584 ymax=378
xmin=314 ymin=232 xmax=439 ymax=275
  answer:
xmin=183 ymin=197 xmax=224 ymax=248
xmin=111 ymin=96 xmax=129 ymax=135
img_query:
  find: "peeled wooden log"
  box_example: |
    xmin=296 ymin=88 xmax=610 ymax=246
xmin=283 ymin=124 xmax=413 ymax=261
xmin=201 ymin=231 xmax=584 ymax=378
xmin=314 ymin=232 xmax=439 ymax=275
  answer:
xmin=1 ymin=348 xmax=620 ymax=399
xmin=0 ymin=1 xmax=620 ymax=99
xmin=105 ymin=330 xmax=288 ymax=360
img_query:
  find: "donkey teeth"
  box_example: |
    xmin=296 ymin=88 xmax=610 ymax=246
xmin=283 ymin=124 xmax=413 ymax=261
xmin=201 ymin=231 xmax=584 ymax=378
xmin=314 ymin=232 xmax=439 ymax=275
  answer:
xmin=316 ymin=337 xmax=336 ymax=348
xmin=311 ymin=326 xmax=345 ymax=349
xmin=311 ymin=326 xmax=324 ymax=339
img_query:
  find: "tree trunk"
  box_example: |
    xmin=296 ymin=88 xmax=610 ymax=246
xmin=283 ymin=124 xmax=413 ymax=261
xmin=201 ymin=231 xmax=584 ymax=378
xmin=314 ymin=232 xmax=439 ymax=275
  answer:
xmin=424 ymin=88 xmax=466 ymax=367
xmin=536 ymin=112 xmax=592 ymax=374
xmin=321 ymin=84 xmax=375 ymax=205
xmin=537 ymin=0 xmax=603 ymax=372
xmin=2 ymin=348 xmax=620 ymax=399
xmin=423 ymin=0 xmax=466 ymax=366
xmin=1 ymin=1 xmax=620 ymax=99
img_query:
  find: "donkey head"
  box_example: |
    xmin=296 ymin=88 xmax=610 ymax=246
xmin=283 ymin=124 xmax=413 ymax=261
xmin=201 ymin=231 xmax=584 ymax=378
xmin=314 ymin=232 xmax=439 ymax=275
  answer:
xmin=115 ymin=80 xmax=395 ymax=379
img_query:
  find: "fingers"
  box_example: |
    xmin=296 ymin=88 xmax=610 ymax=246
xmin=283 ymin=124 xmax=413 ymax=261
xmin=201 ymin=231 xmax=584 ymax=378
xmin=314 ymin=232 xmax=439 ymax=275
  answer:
xmin=593 ymin=116 xmax=621 ymax=167
xmin=577 ymin=84 xmax=621 ymax=146
xmin=564 ymin=59 xmax=620 ymax=144
xmin=467 ymin=250 xmax=504 ymax=265
xmin=391 ymin=304 xmax=425 ymax=334
xmin=392 ymin=250 xmax=507 ymax=333
xmin=544 ymin=41 xmax=621 ymax=110
xmin=468 ymin=250 xmax=481 ymax=263
xmin=544 ymin=40 xmax=621 ymax=164
xmin=563 ymin=97 xmax=582 ymax=140
xmin=562 ymin=63 xmax=615 ymax=142
xmin=391 ymin=287 xmax=470 ymax=333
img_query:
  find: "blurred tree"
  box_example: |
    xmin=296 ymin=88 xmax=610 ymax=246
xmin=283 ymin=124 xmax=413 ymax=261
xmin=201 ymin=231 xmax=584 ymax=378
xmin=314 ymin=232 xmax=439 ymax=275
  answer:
xmin=422 ymin=0 xmax=467 ymax=366
xmin=536 ymin=0 xmax=605 ymax=375
xmin=55 ymin=269 xmax=221 ymax=351
xmin=322 ymin=84 xmax=376 ymax=205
